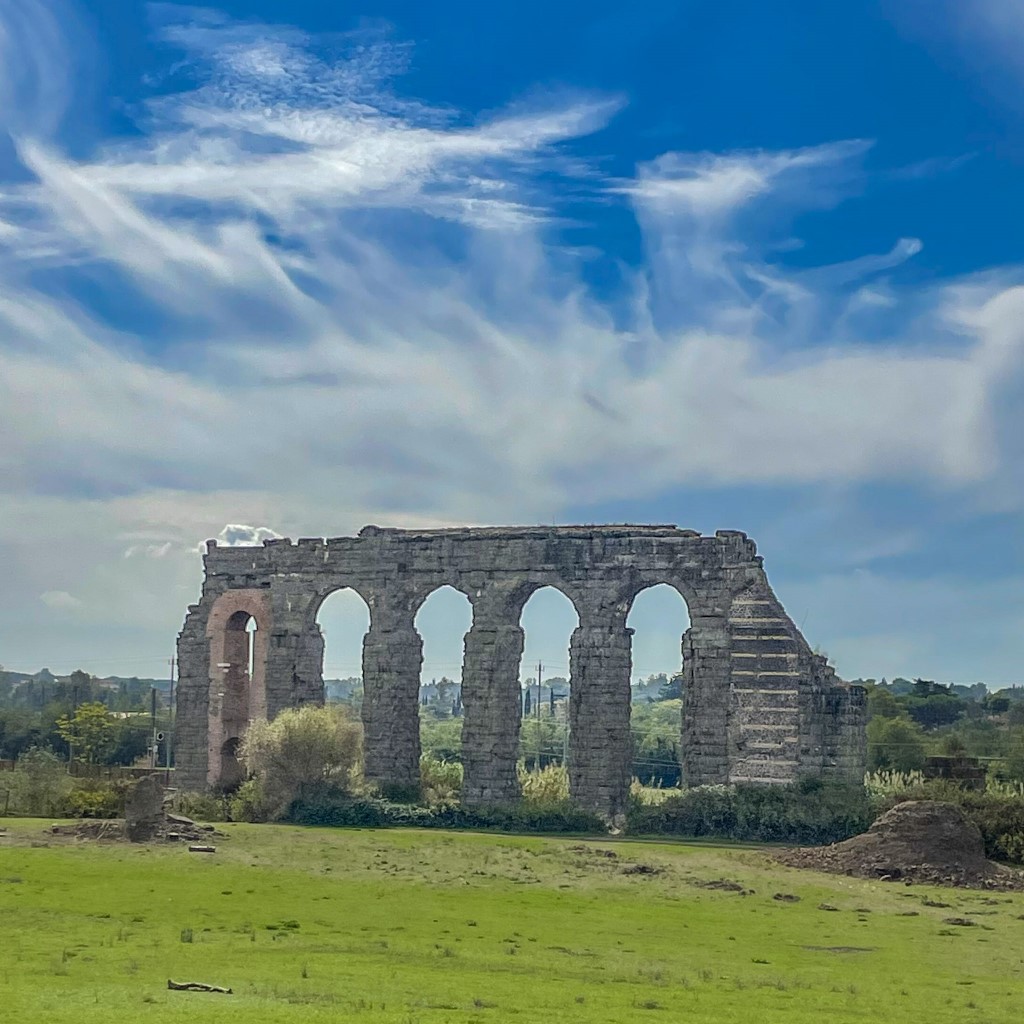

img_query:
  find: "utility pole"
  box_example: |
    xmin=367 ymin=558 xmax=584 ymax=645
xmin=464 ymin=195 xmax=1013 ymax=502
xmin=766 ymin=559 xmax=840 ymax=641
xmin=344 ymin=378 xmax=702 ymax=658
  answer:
xmin=535 ymin=661 xmax=542 ymax=770
xmin=150 ymin=686 xmax=158 ymax=770
xmin=166 ymin=656 xmax=175 ymax=784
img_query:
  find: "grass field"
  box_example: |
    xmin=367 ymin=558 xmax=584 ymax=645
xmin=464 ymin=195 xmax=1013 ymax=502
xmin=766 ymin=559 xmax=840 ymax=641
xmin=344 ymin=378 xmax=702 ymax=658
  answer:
xmin=2 ymin=819 xmax=1023 ymax=1023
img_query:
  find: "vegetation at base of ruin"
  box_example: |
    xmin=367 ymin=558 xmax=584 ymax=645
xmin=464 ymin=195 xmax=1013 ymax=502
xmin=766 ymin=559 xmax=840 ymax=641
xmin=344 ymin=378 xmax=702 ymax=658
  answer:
xmin=626 ymin=778 xmax=876 ymax=847
xmin=628 ymin=779 xmax=1024 ymax=866
xmin=285 ymin=794 xmax=606 ymax=834
xmin=237 ymin=705 xmax=362 ymax=822
xmin=3 ymin=820 xmax=1024 ymax=1023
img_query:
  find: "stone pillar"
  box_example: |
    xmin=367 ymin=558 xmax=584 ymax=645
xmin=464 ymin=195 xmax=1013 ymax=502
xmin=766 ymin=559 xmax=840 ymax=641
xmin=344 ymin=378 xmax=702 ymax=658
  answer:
xmin=461 ymin=594 xmax=525 ymax=806
xmin=681 ymin=621 xmax=733 ymax=786
xmin=292 ymin=623 xmax=326 ymax=707
xmin=568 ymin=616 xmax=633 ymax=823
xmin=361 ymin=609 xmax=423 ymax=793
xmin=175 ymin=604 xmax=211 ymax=792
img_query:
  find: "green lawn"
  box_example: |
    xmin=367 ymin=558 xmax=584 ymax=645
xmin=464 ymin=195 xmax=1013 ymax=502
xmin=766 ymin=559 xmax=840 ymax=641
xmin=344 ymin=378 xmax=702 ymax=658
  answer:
xmin=2 ymin=819 xmax=1022 ymax=1023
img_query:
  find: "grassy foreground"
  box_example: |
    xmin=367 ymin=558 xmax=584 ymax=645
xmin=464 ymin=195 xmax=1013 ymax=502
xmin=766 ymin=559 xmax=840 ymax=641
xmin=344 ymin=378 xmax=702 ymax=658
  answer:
xmin=2 ymin=820 xmax=1023 ymax=1023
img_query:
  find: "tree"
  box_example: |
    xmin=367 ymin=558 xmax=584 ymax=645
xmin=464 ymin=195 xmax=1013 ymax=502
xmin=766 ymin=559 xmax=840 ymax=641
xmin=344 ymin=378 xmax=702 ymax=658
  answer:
xmin=867 ymin=716 xmax=927 ymax=772
xmin=240 ymin=705 xmax=362 ymax=818
xmin=983 ymin=694 xmax=1011 ymax=715
xmin=904 ymin=692 xmax=964 ymax=729
xmin=433 ymin=677 xmax=457 ymax=715
xmin=56 ymin=702 xmax=116 ymax=764
xmin=867 ymin=686 xmax=901 ymax=720
xmin=1005 ymin=729 xmax=1024 ymax=783
xmin=8 ymin=748 xmax=72 ymax=815
xmin=420 ymin=715 xmax=463 ymax=762
xmin=656 ymin=674 xmax=683 ymax=701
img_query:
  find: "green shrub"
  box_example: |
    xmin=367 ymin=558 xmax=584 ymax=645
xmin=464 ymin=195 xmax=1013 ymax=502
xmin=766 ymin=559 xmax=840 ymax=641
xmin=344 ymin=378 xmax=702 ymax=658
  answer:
xmin=372 ymin=781 xmax=422 ymax=804
xmin=5 ymin=748 xmax=73 ymax=816
xmin=285 ymin=793 xmax=604 ymax=835
xmin=240 ymin=704 xmax=363 ymax=819
xmin=228 ymin=778 xmax=273 ymax=823
xmin=66 ymin=782 xmax=124 ymax=819
xmin=171 ymin=791 xmax=229 ymax=822
xmin=627 ymin=779 xmax=874 ymax=846
xmin=519 ymin=763 xmax=569 ymax=803
xmin=420 ymin=757 xmax=462 ymax=805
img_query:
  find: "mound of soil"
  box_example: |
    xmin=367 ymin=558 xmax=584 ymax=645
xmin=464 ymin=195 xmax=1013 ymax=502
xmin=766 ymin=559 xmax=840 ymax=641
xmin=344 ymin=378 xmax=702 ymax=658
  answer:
xmin=776 ymin=800 xmax=1024 ymax=891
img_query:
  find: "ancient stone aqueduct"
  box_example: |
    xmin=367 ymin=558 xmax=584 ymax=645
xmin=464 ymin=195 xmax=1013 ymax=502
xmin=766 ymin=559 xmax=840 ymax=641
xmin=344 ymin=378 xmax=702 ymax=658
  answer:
xmin=177 ymin=525 xmax=866 ymax=818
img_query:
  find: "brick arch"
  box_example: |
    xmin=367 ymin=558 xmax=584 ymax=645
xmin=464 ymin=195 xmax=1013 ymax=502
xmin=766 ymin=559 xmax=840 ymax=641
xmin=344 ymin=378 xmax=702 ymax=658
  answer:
xmin=205 ymin=589 xmax=272 ymax=789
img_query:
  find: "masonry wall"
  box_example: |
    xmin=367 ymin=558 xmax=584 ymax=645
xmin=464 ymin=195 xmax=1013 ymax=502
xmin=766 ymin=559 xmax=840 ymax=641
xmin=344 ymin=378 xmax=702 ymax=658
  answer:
xmin=176 ymin=525 xmax=866 ymax=818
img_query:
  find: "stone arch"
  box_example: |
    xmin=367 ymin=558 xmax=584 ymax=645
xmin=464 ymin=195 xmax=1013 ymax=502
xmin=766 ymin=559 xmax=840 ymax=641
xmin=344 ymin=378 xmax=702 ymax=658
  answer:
xmin=626 ymin=582 xmax=692 ymax=788
xmin=518 ymin=585 xmax=579 ymax=769
xmin=307 ymin=579 xmax=374 ymax=624
xmin=313 ymin=585 xmax=372 ymax=704
xmin=503 ymin=578 xmax=585 ymax=623
xmin=205 ymin=589 xmax=272 ymax=789
xmin=415 ymin=584 xmax=473 ymax=719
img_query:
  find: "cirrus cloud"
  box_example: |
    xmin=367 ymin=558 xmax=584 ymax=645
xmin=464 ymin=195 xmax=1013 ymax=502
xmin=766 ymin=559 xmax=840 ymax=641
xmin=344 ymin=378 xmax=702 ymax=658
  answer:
xmin=0 ymin=1 xmax=1022 ymax=677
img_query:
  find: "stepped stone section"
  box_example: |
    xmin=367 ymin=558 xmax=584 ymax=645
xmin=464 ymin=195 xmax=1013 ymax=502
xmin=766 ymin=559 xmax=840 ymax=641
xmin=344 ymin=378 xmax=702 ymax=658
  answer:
xmin=177 ymin=525 xmax=866 ymax=819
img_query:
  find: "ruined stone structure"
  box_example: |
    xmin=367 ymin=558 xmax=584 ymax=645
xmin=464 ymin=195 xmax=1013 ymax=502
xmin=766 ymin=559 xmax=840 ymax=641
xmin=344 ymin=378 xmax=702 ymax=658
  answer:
xmin=176 ymin=525 xmax=866 ymax=819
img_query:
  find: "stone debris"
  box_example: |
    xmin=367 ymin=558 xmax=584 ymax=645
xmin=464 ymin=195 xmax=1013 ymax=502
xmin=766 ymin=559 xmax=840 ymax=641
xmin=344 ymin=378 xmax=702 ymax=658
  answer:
xmin=776 ymin=801 xmax=1024 ymax=891
xmin=124 ymin=775 xmax=165 ymax=842
xmin=47 ymin=779 xmax=223 ymax=847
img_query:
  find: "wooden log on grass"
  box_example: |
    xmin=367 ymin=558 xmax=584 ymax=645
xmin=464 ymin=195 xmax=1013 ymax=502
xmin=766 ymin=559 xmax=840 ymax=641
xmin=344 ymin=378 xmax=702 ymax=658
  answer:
xmin=167 ymin=979 xmax=233 ymax=994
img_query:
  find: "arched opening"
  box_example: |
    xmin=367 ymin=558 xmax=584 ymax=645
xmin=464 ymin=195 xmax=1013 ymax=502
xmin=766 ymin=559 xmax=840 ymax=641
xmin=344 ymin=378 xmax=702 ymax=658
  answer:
xmin=214 ymin=609 xmax=257 ymax=791
xmin=519 ymin=587 xmax=579 ymax=770
xmin=316 ymin=587 xmax=371 ymax=711
xmin=245 ymin=616 xmax=257 ymax=679
xmin=415 ymin=586 xmax=473 ymax=762
xmin=205 ymin=590 xmax=271 ymax=789
xmin=626 ymin=584 xmax=691 ymax=789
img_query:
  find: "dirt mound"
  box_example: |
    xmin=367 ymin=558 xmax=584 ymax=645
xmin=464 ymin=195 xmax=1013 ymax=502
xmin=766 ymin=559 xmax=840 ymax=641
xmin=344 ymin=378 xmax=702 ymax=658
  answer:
xmin=776 ymin=801 xmax=1024 ymax=891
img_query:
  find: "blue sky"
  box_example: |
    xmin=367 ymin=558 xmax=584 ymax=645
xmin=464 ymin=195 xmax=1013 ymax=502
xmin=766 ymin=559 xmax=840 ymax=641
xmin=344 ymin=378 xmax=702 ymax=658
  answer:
xmin=1 ymin=0 xmax=1023 ymax=685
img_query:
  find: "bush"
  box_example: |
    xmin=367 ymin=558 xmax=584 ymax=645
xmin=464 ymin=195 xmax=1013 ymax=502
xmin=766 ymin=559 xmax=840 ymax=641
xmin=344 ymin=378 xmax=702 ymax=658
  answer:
xmin=519 ymin=763 xmax=569 ymax=803
xmin=5 ymin=748 xmax=73 ymax=816
xmin=627 ymin=779 xmax=874 ymax=846
xmin=66 ymin=781 xmax=125 ymax=819
xmin=171 ymin=790 xmax=229 ymax=822
xmin=286 ymin=793 xmax=604 ymax=835
xmin=420 ymin=757 xmax=462 ymax=805
xmin=240 ymin=705 xmax=362 ymax=819
xmin=228 ymin=778 xmax=274 ymax=823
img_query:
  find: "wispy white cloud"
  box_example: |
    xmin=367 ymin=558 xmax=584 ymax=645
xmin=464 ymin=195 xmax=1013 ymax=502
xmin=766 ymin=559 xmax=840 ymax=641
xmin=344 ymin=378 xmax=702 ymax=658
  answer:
xmin=1 ymin=2 xmax=1024 ymax=674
